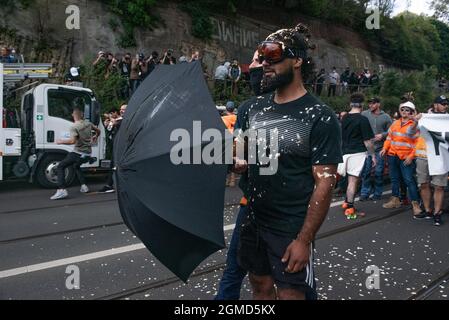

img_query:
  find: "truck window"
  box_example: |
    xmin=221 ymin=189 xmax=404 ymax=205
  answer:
xmin=48 ymin=89 xmax=92 ymax=122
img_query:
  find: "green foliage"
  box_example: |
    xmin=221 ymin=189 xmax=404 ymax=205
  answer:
xmin=431 ymin=19 xmax=449 ymax=77
xmin=431 ymin=0 xmax=449 ymax=21
xmin=179 ymin=0 xmax=235 ymax=40
xmin=319 ymin=95 xmax=350 ymax=112
xmin=100 ymin=0 xmax=159 ymax=48
xmin=108 ymin=18 xmax=120 ymax=32
xmin=0 ymin=0 xmax=35 ymax=11
xmin=379 ymin=67 xmax=438 ymax=112
xmin=118 ymin=22 xmax=137 ymax=48
xmin=361 ymin=13 xmax=443 ymax=70
xmin=80 ymin=57 xmax=127 ymax=113
xmin=180 ymin=2 xmax=215 ymax=40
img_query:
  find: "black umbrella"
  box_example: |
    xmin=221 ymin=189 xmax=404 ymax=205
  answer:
xmin=114 ymin=62 xmax=229 ymax=282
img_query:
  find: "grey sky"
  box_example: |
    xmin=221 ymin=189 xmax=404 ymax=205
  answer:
xmin=392 ymin=0 xmax=434 ymax=16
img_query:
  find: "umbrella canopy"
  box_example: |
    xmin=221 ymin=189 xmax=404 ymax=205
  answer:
xmin=114 ymin=62 xmax=229 ymax=282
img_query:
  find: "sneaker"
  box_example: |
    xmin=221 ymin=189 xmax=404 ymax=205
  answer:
xmin=359 ymin=196 xmax=370 ymax=202
xmin=345 ymin=207 xmax=357 ymax=220
xmin=342 ymin=202 xmax=349 ymax=210
xmin=412 ymin=201 xmax=422 ymax=216
xmin=99 ymin=185 xmax=115 ymax=193
xmin=383 ymin=197 xmax=401 ymax=209
xmin=370 ymin=195 xmax=382 ymax=201
xmin=50 ymin=189 xmax=68 ymax=200
xmin=434 ymin=214 xmax=443 ymax=226
xmin=402 ymin=198 xmax=411 ymax=206
xmin=80 ymin=185 xmax=89 ymax=193
xmin=413 ymin=211 xmax=428 ymax=220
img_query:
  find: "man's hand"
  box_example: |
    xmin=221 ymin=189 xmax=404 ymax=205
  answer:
xmin=380 ymin=149 xmax=386 ymax=157
xmin=232 ymin=158 xmax=248 ymax=174
xmin=371 ymin=155 xmax=377 ymax=167
xmin=374 ymin=134 xmax=383 ymax=142
xmin=404 ymin=155 xmax=414 ymax=166
xmin=282 ymin=239 xmax=311 ymax=273
xmin=413 ymin=113 xmax=423 ymax=122
xmin=92 ymin=135 xmax=98 ymax=144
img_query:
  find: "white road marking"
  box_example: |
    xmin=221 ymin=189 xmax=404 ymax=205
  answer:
xmin=0 ymin=191 xmax=392 ymax=279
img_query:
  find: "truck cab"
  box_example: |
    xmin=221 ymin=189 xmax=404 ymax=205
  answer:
xmin=1 ymin=63 xmax=109 ymax=188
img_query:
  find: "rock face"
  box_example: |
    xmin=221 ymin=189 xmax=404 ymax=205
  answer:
xmin=0 ymin=0 xmax=385 ymax=78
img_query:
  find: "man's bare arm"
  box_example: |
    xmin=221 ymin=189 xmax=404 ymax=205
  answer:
xmin=282 ymin=165 xmax=337 ymax=273
xmin=297 ymin=165 xmax=337 ymax=245
xmin=56 ymin=137 xmax=76 ymax=145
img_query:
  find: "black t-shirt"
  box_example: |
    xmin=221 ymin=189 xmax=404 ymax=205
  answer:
xmin=237 ymin=93 xmax=343 ymax=237
xmin=235 ymin=100 xmax=253 ymax=198
xmin=341 ymin=113 xmax=374 ymax=155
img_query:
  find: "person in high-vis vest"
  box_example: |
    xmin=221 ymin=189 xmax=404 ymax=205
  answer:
xmin=413 ymin=95 xmax=448 ymax=226
xmin=380 ymin=101 xmax=421 ymax=216
xmin=222 ymin=101 xmax=238 ymax=187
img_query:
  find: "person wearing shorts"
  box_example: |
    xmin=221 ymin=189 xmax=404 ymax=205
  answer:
xmin=338 ymin=93 xmax=375 ymax=218
xmin=235 ymin=23 xmax=342 ymax=300
xmin=413 ymin=95 xmax=448 ymax=226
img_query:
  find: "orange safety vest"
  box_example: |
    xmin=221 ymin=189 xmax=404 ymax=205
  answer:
xmin=383 ymin=119 xmax=419 ymax=160
xmin=222 ymin=114 xmax=237 ymax=134
xmin=415 ymin=136 xmax=427 ymax=159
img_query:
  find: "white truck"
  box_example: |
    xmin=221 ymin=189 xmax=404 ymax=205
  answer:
xmin=0 ymin=63 xmax=110 ymax=188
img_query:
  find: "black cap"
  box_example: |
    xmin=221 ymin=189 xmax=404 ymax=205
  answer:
xmin=434 ymin=95 xmax=448 ymax=105
xmin=368 ymin=97 xmax=381 ymax=104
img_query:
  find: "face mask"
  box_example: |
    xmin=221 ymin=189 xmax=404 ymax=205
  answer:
xmin=249 ymin=67 xmax=264 ymax=95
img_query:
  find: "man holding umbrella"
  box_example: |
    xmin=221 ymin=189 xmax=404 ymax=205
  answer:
xmin=235 ymin=23 xmax=342 ymax=300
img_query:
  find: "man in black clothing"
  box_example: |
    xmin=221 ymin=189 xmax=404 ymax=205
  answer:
xmin=234 ymin=23 xmax=342 ymax=300
xmin=338 ymin=93 xmax=375 ymax=219
xmin=315 ymin=68 xmax=326 ymax=96
xmin=99 ymin=104 xmax=127 ymax=193
xmin=341 ymin=67 xmax=350 ymax=93
xmin=147 ymin=51 xmax=159 ymax=75
xmin=161 ymin=49 xmax=176 ymax=65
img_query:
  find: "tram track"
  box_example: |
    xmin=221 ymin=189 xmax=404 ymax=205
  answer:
xmin=97 ymin=204 xmax=409 ymax=300
xmin=0 ymin=202 xmax=241 ymax=245
xmin=407 ymin=268 xmax=449 ymax=300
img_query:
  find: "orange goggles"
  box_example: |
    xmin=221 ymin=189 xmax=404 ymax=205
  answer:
xmin=257 ymin=41 xmax=299 ymax=65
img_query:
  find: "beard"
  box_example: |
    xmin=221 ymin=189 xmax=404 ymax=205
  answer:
xmin=261 ymin=67 xmax=294 ymax=93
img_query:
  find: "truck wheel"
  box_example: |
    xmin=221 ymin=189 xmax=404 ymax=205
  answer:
xmin=35 ymin=154 xmax=75 ymax=189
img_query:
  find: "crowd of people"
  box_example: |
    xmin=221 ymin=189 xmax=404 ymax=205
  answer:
xmin=213 ymin=61 xmax=381 ymax=105
xmin=336 ymin=93 xmax=448 ymax=226
xmin=88 ymin=49 xmax=202 ymax=98
xmin=313 ymin=67 xmax=380 ymax=97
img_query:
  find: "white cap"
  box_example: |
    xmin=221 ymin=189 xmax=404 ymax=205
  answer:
xmin=70 ymin=67 xmax=79 ymax=77
xmin=400 ymin=101 xmax=416 ymax=112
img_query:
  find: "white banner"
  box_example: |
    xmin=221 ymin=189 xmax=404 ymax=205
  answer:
xmin=419 ymin=114 xmax=449 ymax=176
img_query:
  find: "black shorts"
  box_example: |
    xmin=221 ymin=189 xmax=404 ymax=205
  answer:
xmin=237 ymin=217 xmax=317 ymax=300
